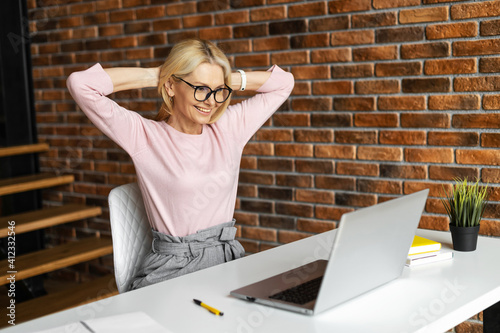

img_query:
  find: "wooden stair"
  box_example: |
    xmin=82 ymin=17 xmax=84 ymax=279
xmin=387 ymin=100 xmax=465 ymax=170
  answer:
xmin=2 ymin=274 xmax=118 ymax=325
xmin=0 ymin=143 xmax=115 ymax=328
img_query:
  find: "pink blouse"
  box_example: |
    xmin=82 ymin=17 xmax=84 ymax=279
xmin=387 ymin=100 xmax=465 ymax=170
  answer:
xmin=67 ymin=63 xmax=294 ymax=237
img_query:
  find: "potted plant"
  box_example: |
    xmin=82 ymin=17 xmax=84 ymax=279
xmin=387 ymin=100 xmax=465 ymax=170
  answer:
xmin=441 ymin=178 xmax=489 ymax=252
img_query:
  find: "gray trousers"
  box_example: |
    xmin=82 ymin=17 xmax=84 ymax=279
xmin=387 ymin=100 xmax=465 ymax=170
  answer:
xmin=131 ymin=220 xmax=245 ymax=290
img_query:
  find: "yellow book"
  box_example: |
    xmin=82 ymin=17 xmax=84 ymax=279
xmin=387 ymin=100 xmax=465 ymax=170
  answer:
xmin=408 ymin=236 xmax=441 ymax=255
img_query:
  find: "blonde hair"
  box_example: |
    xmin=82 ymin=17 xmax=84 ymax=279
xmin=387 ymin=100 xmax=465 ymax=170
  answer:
xmin=156 ymin=39 xmax=232 ymax=124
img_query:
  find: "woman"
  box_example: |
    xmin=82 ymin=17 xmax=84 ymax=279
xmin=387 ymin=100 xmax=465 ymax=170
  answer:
xmin=67 ymin=39 xmax=294 ymax=290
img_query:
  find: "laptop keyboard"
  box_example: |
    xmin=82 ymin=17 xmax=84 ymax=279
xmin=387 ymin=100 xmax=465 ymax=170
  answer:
xmin=269 ymin=276 xmax=323 ymax=305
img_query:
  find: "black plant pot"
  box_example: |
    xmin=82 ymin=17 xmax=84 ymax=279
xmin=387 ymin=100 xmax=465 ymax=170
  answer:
xmin=449 ymin=224 xmax=480 ymax=252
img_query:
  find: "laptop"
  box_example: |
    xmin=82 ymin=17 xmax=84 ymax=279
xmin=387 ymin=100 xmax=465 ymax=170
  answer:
xmin=230 ymin=189 xmax=429 ymax=315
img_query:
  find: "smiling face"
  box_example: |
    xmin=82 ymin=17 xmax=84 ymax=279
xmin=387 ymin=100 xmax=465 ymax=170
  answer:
xmin=165 ymin=62 xmax=225 ymax=135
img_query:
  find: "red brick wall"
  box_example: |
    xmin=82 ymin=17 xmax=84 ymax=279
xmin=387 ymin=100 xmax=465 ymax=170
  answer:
xmin=27 ymin=0 xmax=498 ymax=330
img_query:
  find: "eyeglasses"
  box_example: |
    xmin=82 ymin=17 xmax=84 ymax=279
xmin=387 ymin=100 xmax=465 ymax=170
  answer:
xmin=172 ymin=75 xmax=232 ymax=103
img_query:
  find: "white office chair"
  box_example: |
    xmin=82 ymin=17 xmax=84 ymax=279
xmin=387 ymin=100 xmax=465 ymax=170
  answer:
xmin=108 ymin=183 xmax=152 ymax=293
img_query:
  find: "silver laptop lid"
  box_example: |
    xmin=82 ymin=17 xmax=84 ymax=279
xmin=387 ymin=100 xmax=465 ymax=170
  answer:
xmin=314 ymin=189 xmax=429 ymax=314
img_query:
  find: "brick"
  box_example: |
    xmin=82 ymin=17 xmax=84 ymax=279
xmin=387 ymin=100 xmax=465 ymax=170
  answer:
xmin=376 ymin=27 xmax=424 ymax=43
xmin=272 ymin=113 xmax=310 ymax=127
xmin=291 ymin=34 xmax=329 ymax=49
xmin=406 ymin=148 xmax=454 ymax=163
xmin=400 ymin=7 xmax=448 ymax=24
xmin=291 ymin=65 xmax=330 ymax=80
xmin=480 ymin=58 xmax=500 ymax=73
xmin=358 ymin=146 xmax=402 ymax=161
xmin=311 ymin=48 xmax=351 ymax=63
xmin=255 ymin=129 xmax=292 ymax=141
xmin=355 ymin=113 xmax=399 ymax=128
xmin=375 ymin=62 xmax=422 ymax=77
xmin=234 ymin=212 xmax=259 ymax=226
xmin=353 ymin=45 xmax=398 ymax=61
xmin=257 ymin=158 xmax=293 ymax=172
xmin=401 ymin=42 xmax=450 ymax=59
xmin=275 ymin=143 xmax=313 ymax=157
xmin=241 ymin=226 xmax=276 ymax=242
xmin=456 ymin=149 xmax=500 ymax=166
xmin=451 ymin=1 xmax=500 ymax=19
xmin=309 ymin=16 xmax=349 ymax=32
xmin=136 ymin=6 xmax=165 ymax=19
xmin=296 ymin=189 xmax=334 ymax=204
xmin=183 ymin=14 xmax=213 ymax=28
xmin=235 ymin=54 xmax=269 ymax=67
xmin=278 ymin=230 xmax=313 ymax=244
xmin=269 ymin=20 xmax=307 ymax=35
xmin=291 ymin=82 xmax=311 ymax=96
xmin=480 ymin=220 xmax=500 ymax=237
xmin=271 ymin=50 xmax=308 ymax=65
xmin=315 ymin=206 xmax=353 ymax=220
xmin=331 ymin=30 xmax=374 ymax=46
xmin=153 ymin=18 xmax=182 ymax=31
xmin=425 ymin=58 xmax=477 ymax=75
xmin=165 ymin=2 xmax=197 ymax=15
xmin=292 ymin=98 xmax=332 ymax=111
xmin=215 ymin=10 xmax=249 ymax=25
xmin=404 ymin=181 xmax=453 ymax=197
xmin=428 ymin=131 xmax=479 ymax=146
xmin=297 ymin=219 xmax=335 ymax=233
xmin=260 ymin=215 xmax=295 ymax=230
xmin=239 ymin=171 xmax=274 ymax=185
xmin=332 ymin=64 xmax=373 ymax=78
xmin=99 ymin=25 xmax=124 ymax=37
xmin=275 ymin=202 xmax=314 ymax=218
xmin=427 ymin=22 xmax=478 ymax=40
xmin=378 ymin=96 xmax=426 ymax=111
xmin=126 ymin=48 xmax=153 ymax=60
xmin=238 ymin=184 xmax=258 ymax=197
xmin=373 ymin=0 xmax=419 ymax=9
xmin=455 ymin=76 xmax=500 ymax=92
xmin=484 ymin=95 xmax=500 ymax=110
xmin=234 ymin=23 xmax=267 ymax=38
xmin=294 ymin=129 xmax=333 ymax=142
xmin=199 ymin=26 xmax=232 ymax=40
xmin=336 ymin=192 xmax=377 ymax=207
xmin=251 ymin=6 xmax=286 ymax=21
xmin=380 ymin=130 xmax=426 ymax=145
xmin=196 ymin=0 xmax=230 ymax=12
xmin=334 ymin=97 xmax=375 ymax=111
xmin=259 ymin=187 xmax=293 ymax=200
xmin=481 ymin=19 xmax=500 ymax=36
xmin=402 ymin=78 xmax=451 ymax=93
xmin=315 ymin=145 xmax=355 ymax=159
xmin=380 ymin=164 xmax=427 ymax=179
xmin=401 ymin=113 xmax=450 ymax=128
xmin=315 ymin=175 xmax=356 ymax=191
xmin=329 ymin=0 xmax=371 ymax=13
xmin=289 ymin=2 xmax=327 ymax=18
xmin=313 ymin=81 xmax=353 ymax=95
xmin=242 ymin=142 xmax=273 ymax=155
xmin=355 ymin=80 xmax=399 ymax=94
xmin=429 ymin=95 xmax=480 ymax=110
xmin=218 ymin=40 xmax=251 ymax=54
xmin=483 ymin=168 xmax=500 ymax=183
xmin=276 ymin=174 xmax=313 ymax=188
xmin=358 ymin=179 xmax=402 ymax=194
xmin=337 ymin=162 xmax=378 ymax=176
xmin=232 ymin=0 xmax=266 ymax=8
xmin=311 ymin=114 xmax=352 ymax=127
xmin=253 ymin=36 xmax=289 ymax=52
xmin=137 ymin=33 xmax=167 ymax=46
xmin=352 ymin=12 xmax=397 ymax=28
xmin=454 ymin=39 xmax=500 ymax=56
xmin=335 ymin=130 xmax=377 ymax=144
xmin=429 ymin=166 xmax=479 ymax=181
xmin=296 ymin=160 xmax=335 ymax=173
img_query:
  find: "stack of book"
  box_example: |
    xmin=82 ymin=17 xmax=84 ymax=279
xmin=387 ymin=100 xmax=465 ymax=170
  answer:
xmin=406 ymin=236 xmax=454 ymax=267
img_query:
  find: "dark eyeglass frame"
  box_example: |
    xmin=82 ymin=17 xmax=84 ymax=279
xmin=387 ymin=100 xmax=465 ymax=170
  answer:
xmin=172 ymin=75 xmax=233 ymax=103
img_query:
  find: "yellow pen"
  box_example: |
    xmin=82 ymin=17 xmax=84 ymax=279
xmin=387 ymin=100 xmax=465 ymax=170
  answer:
xmin=193 ymin=299 xmax=224 ymax=316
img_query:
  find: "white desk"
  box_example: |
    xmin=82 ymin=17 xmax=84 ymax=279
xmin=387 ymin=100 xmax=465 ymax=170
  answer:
xmin=3 ymin=229 xmax=500 ymax=333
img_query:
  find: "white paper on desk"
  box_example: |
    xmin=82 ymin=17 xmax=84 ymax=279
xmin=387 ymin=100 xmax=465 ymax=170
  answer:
xmin=31 ymin=312 xmax=172 ymax=333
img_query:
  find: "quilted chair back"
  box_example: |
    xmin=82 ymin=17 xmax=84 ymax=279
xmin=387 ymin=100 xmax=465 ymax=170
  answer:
xmin=108 ymin=183 xmax=152 ymax=293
